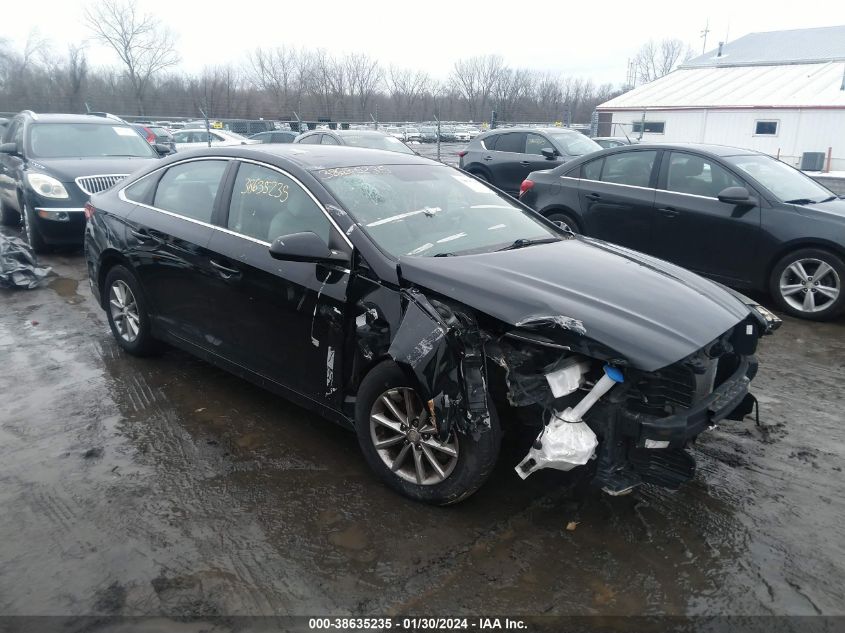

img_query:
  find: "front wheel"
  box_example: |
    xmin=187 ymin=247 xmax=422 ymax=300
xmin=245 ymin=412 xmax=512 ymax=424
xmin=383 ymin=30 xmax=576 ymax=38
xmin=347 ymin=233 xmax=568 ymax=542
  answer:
xmin=769 ymin=248 xmax=845 ymax=320
xmin=355 ymin=361 xmax=501 ymax=505
xmin=21 ymin=203 xmax=49 ymax=254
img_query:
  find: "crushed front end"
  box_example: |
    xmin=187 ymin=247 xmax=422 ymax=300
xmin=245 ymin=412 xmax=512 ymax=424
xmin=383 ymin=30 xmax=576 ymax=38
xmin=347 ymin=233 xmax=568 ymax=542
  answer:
xmin=499 ymin=311 xmax=777 ymax=495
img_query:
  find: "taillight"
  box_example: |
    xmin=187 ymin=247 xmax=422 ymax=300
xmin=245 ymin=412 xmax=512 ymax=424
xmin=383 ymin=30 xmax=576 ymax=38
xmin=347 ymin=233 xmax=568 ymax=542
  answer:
xmin=457 ymin=150 xmax=468 ymax=157
xmin=84 ymin=202 xmax=96 ymax=220
xmin=519 ymin=179 xmax=535 ymax=196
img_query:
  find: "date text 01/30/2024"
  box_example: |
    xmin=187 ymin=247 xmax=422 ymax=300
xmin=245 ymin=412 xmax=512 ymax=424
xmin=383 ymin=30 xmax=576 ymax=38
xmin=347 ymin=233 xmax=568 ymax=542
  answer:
xmin=308 ymin=617 xmax=528 ymax=630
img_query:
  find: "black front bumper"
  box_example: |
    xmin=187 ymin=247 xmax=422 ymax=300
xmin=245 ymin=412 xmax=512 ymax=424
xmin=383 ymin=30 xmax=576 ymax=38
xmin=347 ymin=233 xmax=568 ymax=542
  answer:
xmin=623 ymin=355 xmax=758 ymax=447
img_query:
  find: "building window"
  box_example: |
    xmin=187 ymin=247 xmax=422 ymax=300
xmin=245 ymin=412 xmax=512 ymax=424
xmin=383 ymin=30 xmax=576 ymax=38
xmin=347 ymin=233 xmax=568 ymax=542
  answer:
xmin=754 ymin=120 xmax=779 ymax=136
xmin=632 ymin=121 xmax=665 ymax=134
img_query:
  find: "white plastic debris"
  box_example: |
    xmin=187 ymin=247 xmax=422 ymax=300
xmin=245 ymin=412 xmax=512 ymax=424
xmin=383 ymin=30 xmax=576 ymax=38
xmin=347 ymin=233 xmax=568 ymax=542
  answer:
xmin=516 ymin=414 xmax=598 ymax=479
xmin=545 ymin=356 xmax=590 ymax=398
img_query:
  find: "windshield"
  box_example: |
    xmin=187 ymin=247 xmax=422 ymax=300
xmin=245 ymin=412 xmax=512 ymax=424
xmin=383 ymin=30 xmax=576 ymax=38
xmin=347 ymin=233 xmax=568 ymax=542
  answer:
xmin=549 ymin=132 xmax=601 ymax=156
xmin=316 ymin=164 xmax=557 ymax=258
xmin=342 ymin=134 xmax=415 ymax=154
xmin=28 ymin=123 xmax=157 ymax=158
xmin=724 ymin=154 xmax=835 ymax=203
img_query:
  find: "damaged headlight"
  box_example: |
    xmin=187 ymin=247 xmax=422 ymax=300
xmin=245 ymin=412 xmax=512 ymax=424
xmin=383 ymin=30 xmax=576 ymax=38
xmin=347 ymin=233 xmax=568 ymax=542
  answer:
xmin=751 ymin=303 xmax=782 ymax=332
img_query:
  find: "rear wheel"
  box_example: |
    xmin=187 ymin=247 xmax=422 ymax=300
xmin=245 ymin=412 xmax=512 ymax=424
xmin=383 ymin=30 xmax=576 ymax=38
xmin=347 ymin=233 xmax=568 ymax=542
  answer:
xmin=0 ymin=200 xmax=21 ymax=227
xmin=355 ymin=361 xmax=501 ymax=505
xmin=468 ymin=171 xmax=489 ymax=183
xmin=104 ymin=265 xmax=160 ymax=356
xmin=769 ymin=248 xmax=845 ymax=320
xmin=546 ymin=211 xmax=580 ymax=234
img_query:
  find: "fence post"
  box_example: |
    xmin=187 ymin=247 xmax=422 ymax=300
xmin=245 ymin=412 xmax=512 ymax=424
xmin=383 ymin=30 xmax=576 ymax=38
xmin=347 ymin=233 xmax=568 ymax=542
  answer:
xmin=825 ymin=146 xmax=832 ymax=173
xmin=435 ymin=115 xmax=441 ymax=162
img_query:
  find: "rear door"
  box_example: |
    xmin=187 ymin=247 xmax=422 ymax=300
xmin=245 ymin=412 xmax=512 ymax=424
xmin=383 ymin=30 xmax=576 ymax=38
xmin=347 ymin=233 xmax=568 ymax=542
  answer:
xmin=486 ymin=132 xmax=527 ymax=195
xmin=125 ymin=158 xmax=231 ymax=348
xmin=652 ymin=151 xmax=761 ymax=283
xmin=577 ymin=149 xmax=659 ymax=253
xmin=206 ymin=160 xmax=351 ymax=406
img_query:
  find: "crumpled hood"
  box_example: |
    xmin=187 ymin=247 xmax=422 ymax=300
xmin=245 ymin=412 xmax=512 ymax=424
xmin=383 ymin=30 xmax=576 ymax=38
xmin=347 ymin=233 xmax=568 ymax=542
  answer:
xmin=28 ymin=157 xmax=159 ymax=183
xmin=398 ymin=237 xmax=753 ymax=371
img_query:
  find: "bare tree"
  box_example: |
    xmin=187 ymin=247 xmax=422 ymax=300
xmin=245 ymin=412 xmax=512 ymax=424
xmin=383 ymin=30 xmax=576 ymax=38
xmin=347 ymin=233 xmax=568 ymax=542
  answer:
xmin=248 ymin=46 xmax=302 ymax=117
xmin=450 ymin=54 xmax=507 ymax=120
xmin=632 ymin=38 xmax=692 ymax=85
xmin=386 ymin=66 xmax=430 ymax=121
xmin=84 ymin=0 xmax=179 ymax=114
xmin=345 ymin=53 xmax=382 ymax=120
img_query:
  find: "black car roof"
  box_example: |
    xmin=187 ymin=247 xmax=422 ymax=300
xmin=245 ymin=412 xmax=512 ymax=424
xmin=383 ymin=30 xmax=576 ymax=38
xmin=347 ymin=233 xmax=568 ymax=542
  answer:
xmin=612 ymin=143 xmax=762 ymax=157
xmin=171 ymin=144 xmax=435 ymax=170
xmin=480 ymin=127 xmax=583 ymax=136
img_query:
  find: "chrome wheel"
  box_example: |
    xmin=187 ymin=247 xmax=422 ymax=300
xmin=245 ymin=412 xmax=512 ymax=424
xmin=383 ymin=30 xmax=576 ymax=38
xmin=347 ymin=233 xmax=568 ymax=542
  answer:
xmin=109 ymin=280 xmax=141 ymax=343
xmin=554 ymin=219 xmax=573 ymax=232
xmin=779 ymin=257 xmax=841 ymax=314
xmin=369 ymin=387 xmax=459 ymax=485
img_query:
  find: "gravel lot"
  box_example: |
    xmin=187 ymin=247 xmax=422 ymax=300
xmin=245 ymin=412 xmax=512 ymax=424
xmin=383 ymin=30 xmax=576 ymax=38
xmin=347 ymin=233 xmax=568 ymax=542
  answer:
xmin=1 ymin=224 xmax=844 ymax=626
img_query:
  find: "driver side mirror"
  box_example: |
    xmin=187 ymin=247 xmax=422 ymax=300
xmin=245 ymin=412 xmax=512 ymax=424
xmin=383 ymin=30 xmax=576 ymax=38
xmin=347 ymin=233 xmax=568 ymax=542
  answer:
xmin=717 ymin=186 xmax=757 ymax=207
xmin=0 ymin=142 xmax=18 ymax=155
xmin=153 ymin=143 xmax=173 ymax=155
xmin=541 ymin=147 xmax=557 ymax=160
xmin=268 ymin=231 xmax=349 ymax=264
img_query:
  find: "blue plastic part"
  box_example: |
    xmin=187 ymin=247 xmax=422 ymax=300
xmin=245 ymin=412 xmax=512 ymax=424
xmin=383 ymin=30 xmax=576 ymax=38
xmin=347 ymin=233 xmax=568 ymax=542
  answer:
xmin=603 ymin=364 xmax=624 ymax=383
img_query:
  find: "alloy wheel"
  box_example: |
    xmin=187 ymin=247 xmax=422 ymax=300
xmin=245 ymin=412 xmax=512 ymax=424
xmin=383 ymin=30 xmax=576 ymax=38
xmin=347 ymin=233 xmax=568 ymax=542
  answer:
xmin=369 ymin=387 xmax=459 ymax=485
xmin=779 ymin=257 xmax=841 ymax=314
xmin=109 ymin=280 xmax=141 ymax=343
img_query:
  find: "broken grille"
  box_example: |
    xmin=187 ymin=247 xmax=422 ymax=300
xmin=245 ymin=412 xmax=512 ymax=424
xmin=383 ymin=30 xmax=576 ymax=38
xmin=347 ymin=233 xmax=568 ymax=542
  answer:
xmin=75 ymin=174 xmax=128 ymax=195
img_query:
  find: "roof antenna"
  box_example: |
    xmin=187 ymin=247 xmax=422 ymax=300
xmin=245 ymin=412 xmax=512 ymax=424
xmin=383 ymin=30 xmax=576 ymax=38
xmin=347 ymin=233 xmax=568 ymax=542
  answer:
xmin=701 ymin=18 xmax=710 ymax=54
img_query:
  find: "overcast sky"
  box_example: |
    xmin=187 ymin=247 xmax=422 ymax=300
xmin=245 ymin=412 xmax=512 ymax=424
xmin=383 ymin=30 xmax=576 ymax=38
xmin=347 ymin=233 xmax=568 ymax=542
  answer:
xmin=3 ymin=0 xmax=845 ymax=84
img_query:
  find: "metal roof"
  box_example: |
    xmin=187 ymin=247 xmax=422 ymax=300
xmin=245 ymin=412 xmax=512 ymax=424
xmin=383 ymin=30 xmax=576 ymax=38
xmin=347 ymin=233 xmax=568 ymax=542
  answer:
xmin=598 ymin=62 xmax=845 ymax=110
xmin=683 ymin=25 xmax=845 ymax=68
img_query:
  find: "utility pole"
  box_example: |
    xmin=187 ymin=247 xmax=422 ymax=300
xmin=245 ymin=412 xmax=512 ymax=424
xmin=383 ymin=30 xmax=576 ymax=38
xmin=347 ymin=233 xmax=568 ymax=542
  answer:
xmin=199 ymin=106 xmax=211 ymax=147
xmin=701 ymin=19 xmax=711 ymax=54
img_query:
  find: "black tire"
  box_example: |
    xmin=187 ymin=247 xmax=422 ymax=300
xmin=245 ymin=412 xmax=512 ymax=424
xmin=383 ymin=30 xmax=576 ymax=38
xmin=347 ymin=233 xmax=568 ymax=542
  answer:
xmin=545 ymin=211 xmax=580 ymax=234
xmin=769 ymin=248 xmax=845 ymax=321
xmin=468 ymin=170 xmax=490 ymax=183
xmin=355 ymin=361 xmax=501 ymax=505
xmin=21 ymin=202 xmax=49 ymax=254
xmin=103 ymin=265 xmax=160 ymax=356
xmin=0 ymin=200 xmax=21 ymax=227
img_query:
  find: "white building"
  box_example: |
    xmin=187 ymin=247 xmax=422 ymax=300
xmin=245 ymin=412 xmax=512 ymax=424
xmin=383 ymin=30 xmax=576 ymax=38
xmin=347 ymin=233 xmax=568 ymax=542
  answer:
xmin=597 ymin=25 xmax=845 ymax=171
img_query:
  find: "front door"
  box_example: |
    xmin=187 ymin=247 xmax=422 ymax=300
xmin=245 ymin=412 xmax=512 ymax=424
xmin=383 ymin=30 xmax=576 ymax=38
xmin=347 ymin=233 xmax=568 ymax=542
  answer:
xmin=652 ymin=151 xmax=761 ymax=283
xmin=577 ymin=150 xmax=659 ymax=253
xmin=206 ymin=160 xmax=350 ymax=407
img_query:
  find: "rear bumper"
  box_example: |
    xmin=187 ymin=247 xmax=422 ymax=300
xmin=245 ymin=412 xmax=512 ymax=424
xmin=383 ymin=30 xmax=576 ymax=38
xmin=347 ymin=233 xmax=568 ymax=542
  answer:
xmin=623 ymin=355 xmax=758 ymax=447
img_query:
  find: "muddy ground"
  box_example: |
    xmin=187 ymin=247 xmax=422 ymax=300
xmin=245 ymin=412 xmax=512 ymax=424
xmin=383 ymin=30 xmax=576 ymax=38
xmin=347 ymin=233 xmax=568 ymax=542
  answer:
xmin=1 ymin=222 xmax=844 ymax=626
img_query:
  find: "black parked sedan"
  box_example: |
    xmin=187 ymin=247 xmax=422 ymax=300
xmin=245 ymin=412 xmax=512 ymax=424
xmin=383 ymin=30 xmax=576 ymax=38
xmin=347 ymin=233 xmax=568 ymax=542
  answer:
xmin=85 ymin=145 xmax=777 ymax=504
xmin=520 ymin=143 xmax=845 ymax=320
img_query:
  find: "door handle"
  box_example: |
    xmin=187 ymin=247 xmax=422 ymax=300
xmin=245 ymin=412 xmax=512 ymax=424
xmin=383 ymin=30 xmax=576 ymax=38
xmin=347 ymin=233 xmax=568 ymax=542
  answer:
xmin=519 ymin=160 xmax=530 ymax=166
xmin=483 ymin=155 xmax=494 ymax=161
xmin=210 ymin=259 xmax=241 ymax=279
xmin=585 ymin=193 xmax=601 ymax=200
xmin=657 ymin=207 xmax=680 ymax=218
xmin=130 ymin=228 xmax=162 ymax=243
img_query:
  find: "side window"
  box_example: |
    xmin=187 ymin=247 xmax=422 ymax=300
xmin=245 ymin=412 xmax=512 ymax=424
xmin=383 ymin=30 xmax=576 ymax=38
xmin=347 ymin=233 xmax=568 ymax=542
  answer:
xmin=227 ymin=162 xmax=331 ymax=244
xmin=666 ymin=152 xmax=744 ymax=198
xmin=525 ymin=134 xmax=551 ymax=155
xmin=124 ymin=175 xmax=157 ymax=204
xmin=494 ymin=133 xmax=526 ymax=153
xmin=600 ymin=151 xmax=657 ymax=188
xmin=298 ymin=134 xmax=322 ymax=145
xmin=482 ymin=134 xmax=499 ymax=150
xmin=321 ymin=135 xmax=339 ymax=145
xmin=581 ymin=158 xmax=604 ymax=181
xmin=153 ymin=160 xmax=228 ymax=222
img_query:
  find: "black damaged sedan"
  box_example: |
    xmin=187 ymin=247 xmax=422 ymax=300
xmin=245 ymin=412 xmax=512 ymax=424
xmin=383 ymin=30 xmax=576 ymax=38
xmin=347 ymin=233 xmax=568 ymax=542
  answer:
xmin=84 ymin=145 xmax=779 ymax=504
